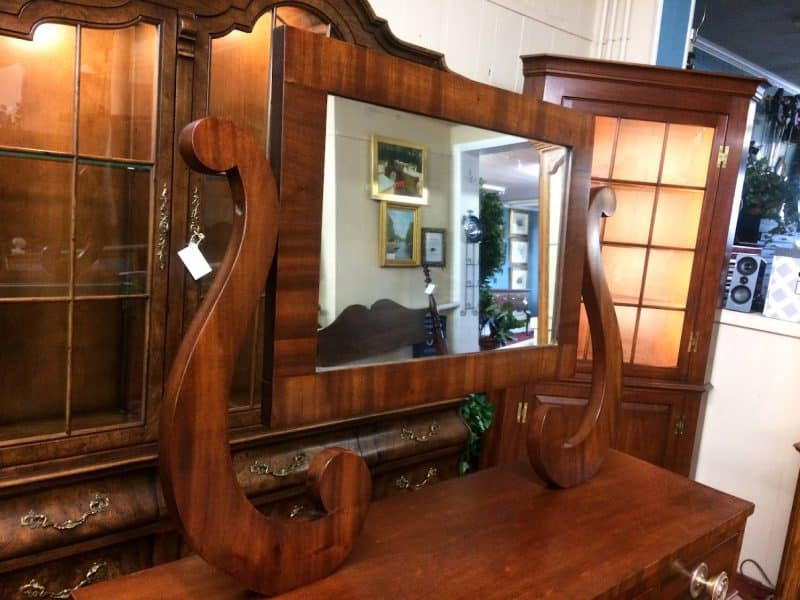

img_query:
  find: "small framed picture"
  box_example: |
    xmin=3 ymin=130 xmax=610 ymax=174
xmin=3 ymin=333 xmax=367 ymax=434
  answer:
xmin=371 ymin=135 xmax=427 ymax=204
xmin=421 ymin=228 xmax=446 ymax=267
xmin=509 ymin=209 xmax=529 ymax=236
xmin=379 ymin=202 xmax=421 ymax=267
xmin=510 ymin=239 xmax=529 ymax=264
xmin=511 ymin=267 xmax=528 ymax=290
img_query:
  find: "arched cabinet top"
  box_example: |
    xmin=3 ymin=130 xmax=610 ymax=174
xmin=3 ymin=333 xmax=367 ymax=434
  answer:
xmin=0 ymin=0 xmax=447 ymax=69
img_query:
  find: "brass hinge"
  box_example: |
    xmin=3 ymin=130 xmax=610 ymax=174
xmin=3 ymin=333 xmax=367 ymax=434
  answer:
xmin=674 ymin=414 xmax=687 ymax=437
xmin=687 ymin=331 xmax=699 ymax=353
xmin=717 ymin=145 xmax=730 ymax=168
xmin=516 ymin=401 xmax=529 ymax=424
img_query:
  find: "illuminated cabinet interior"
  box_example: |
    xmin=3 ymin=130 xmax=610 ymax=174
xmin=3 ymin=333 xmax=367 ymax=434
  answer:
xmin=579 ymin=116 xmax=714 ymax=369
xmin=506 ymin=55 xmax=759 ymax=476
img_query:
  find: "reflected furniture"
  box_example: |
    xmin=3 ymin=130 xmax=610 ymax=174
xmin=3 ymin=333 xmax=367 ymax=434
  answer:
xmin=484 ymin=57 xmax=761 ymax=475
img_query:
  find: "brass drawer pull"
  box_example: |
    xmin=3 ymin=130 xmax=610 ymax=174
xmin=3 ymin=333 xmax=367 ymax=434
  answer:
xmin=19 ymin=561 xmax=106 ymax=599
xmin=249 ymin=453 xmax=307 ymax=477
xmin=287 ymin=503 xmax=323 ymax=520
xmin=400 ymin=421 xmax=440 ymax=442
xmin=20 ymin=495 xmax=111 ymax=531
xmin=395 ymin=467 xmax=438 ymax=491
xmin=674 ymin=561 xmax=729 ymax=600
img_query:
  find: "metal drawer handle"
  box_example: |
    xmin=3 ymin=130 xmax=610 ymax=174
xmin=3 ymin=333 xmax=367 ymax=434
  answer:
xmin=249 ymin=453 xmax=307 ymax=477
xmin=19 ymin=561 xmax=106 ymax=599
xmin=400 ymin=421 xmax=440 ymax=442
xmin=674 ymin=561 xmax=729 ymax=600
xmin=288 ymin=503 xmax=323 ymax=520
xmin=395 ymin=467 xmax=438 ymax=491
xmin=20 ymin=495 xmax=110 ymax=531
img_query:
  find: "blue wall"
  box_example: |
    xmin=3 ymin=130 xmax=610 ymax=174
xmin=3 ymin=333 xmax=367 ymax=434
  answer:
xmin=655 ymin=0 xmax=693 ymax=68
xmin=489 ymin=208 xmax=539 ymax=314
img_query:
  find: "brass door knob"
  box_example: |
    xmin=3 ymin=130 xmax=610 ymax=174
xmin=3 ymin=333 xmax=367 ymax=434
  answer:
xmin=689 ymin=562 xmax=728 ymax=600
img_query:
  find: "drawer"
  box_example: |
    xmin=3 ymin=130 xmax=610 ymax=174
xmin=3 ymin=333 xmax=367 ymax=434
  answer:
xmin=357 ymin=408 xmax=468 ymax=466
xmin=371 ymin=449 xmax=462 ymax=500
xmin=658 ymin=533 xmax=740 ymax=599
xmin=0 ymin=471 xmax=158 ymax=562
xmin=232 ymin=429 xmax=360 ymax=497
xmin=0 ymin=537 xmax=153 ymax=599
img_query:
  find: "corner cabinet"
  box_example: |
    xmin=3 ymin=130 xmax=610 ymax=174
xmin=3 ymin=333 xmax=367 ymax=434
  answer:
xmin=0 ymin=2 xmax=464 ymax=597
xmin=483 ymin=56 xmax=759 ymax=475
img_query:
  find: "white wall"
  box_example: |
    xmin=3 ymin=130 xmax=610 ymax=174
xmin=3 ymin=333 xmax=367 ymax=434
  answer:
xmin=367 ymin=0 xmax=663 ymax=92
xmin=694 ymin=310 xmax=800 ymax=584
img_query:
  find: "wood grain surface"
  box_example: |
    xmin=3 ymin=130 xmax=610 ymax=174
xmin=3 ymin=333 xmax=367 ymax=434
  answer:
xmin=159 ymin=117 xmax=371 ymax=595
xmin=73 ymin=450 xmax=754 ymax=600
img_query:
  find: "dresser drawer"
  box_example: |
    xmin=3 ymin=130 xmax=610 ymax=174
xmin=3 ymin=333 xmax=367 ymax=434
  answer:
xmin=371 ymin=448 xmax=462 ymax=500
xmin=658 ymin=533 xmax=740 ymax=599
xmin=357 ymin=407 xmax=468 ymax=465
xmin=232 ymin=430 xmax=360 ymax=497
xmin=0 ymin=471 xmax=158 ymax=562
xmin=0 ymin=537 xmax=153 ymax=599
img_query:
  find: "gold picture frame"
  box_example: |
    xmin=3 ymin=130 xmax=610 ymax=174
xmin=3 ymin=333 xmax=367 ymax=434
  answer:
xmin=379 ymin=202 xmax=421 ymax=267
xmin=371 ymin=135 xmax=427 ymax=204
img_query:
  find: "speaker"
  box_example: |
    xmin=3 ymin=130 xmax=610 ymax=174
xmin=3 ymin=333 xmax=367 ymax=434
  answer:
xmin=724 ymin=254 xmax=766 ymax=312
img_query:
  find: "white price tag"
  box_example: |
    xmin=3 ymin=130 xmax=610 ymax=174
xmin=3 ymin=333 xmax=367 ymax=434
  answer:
xmin=177 ymin=242 xmax=212 ymax=280
xmin=424 ymin=283 xmax=435 ymax=295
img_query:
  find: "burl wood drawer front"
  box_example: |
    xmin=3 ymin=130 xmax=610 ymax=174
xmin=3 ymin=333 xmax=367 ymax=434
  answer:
xmin=232 ymin=430 xmax=360 ymax=497
xmin=0 ymin=471 xmax=158 ymax=562
xmin=0 ymin=537 xmax=153 ymax=599
xmin=357 ymin=408 xmax=468 ymax=465
xmin=370 ymin=448 xmax=462 ymax=500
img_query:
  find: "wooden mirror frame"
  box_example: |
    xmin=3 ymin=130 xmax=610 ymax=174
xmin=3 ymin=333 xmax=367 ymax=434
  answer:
xmin=266 ymin=27 xmax=594 ymax=429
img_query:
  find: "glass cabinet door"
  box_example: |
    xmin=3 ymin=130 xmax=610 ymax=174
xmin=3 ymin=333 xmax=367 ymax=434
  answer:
xmin=576 ymin=111 xmax=723 ymax=376
xmin=186 ymin=8 xmax=331 ymax=413
xmin=0 ymin=21 xmax=164 ymax=442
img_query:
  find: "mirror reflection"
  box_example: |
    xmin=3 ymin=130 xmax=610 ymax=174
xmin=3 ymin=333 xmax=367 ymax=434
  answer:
xmin=317 ymin=96 xmax=568 ymax=369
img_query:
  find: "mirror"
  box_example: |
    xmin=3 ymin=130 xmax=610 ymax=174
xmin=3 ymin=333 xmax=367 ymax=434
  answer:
xmin=267 ymin=27 xmax=593 ymax=429
xmin=317 ymin=97 xmax=568 ymax=369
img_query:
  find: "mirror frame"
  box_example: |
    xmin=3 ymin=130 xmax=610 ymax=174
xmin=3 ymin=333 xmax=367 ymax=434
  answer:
xmin=266 ymin=27 xmax=593 ymax=428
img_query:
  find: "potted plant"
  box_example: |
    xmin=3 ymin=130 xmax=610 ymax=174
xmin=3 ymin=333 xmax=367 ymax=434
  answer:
xmin=736 ymin=156 xmax=797 ymax=242
xmin=480 ymin=300 xmax=523 ymax=348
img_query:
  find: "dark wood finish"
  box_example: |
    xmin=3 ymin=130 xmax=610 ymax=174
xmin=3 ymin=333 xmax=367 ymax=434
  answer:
xmin=161 ymin=117 xmax=371 ymax=595
xmin=0 ymin=0 xmax=469 ymax=590
xmin=73 ymin=451 xmax=754 ymax=600
xmin=269 ymin=26 xmax=594 ymax=428
xmin=316 ymin=299 xmax=430 ymax=366
xmin=528 ymin=187 xmax=621 ymax=487
xmin=493 ymin=54 xmax=763 ymax=476
xmin=776 ymin=443 xmax=800 ymax=598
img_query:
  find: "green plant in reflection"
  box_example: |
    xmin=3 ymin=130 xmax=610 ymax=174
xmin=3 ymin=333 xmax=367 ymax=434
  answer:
xmin=459 ymin=392 xmax=495 ymax=474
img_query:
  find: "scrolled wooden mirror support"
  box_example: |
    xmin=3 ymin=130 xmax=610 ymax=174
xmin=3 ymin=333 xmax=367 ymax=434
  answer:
xmin=160 ymin=117 xmax=371 ymax=596
xmin=157 ymin=27 xmax=620 ymax=597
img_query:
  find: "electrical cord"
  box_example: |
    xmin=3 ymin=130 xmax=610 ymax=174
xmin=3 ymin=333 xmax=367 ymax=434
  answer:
xmin=739 ymin=557 xmax=775 ymax=592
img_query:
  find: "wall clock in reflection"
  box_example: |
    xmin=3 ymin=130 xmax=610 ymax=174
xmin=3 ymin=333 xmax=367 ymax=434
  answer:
xmin=463 ymin=213 xmax=483 ymax=243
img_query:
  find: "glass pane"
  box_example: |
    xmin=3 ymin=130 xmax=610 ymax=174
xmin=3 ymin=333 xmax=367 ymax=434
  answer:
xmin=71 ymin=298 xmax=146 ymax=429
xmin=0 ymin=24 xmax=76 ymax=152
xmin=0 ymin=155 xmax=71 ymax=298
xmin=652 ymin=188 xmax=703 ymax=249
xmin=0 ymin=302 xmax=67 ymax=440
xmin=591 ymin=116 xmax=617 ymax=179
xmin=615 ymin=304 xmax=638 ymax=362
xmin=642 ymin=249 xmax=694 ymax=309
xmin=209 ymin=14 xmax=272 ymax=147
xmin=75 ymin=163 xmax=150 ymax=296
xmin=601 ymin=245 xmax=646 ymax=304
xmin=603 ymin=185 xmax=655 ymax=245
xmin=611 ymin=119 xmax=665 ymax=183
xmin=276 ymin=7 xmax=331 ymax=34
xmin=196 ymin=174 xmax=234 ymax=295
xmin=660 ymin=124 xmax=714 ymax=187
xmin=634 ymin=308 xmax=684 ymax=367
xmin=230 ymin=299 xmax=265 ymax=410
xmin=78 ymin=23 xmax=159 ymax=161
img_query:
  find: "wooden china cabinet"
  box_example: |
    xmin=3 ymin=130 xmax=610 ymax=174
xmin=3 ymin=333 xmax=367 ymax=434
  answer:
xmin=0 ymin=2 xmax=467 ymax=597
xmin=483 ymin=57 xmax=760 ymax=475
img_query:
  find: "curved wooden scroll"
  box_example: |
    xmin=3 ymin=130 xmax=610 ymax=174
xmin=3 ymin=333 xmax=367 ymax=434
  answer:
xmin=527 ymin=187 xmax=621 ymax=488
xmin=160 ymin=117 xmax=371 ymax=595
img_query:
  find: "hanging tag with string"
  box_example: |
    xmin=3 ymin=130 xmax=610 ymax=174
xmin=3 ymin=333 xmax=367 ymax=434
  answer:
xmin=178 ymin=192 xmax=212 ymax=280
